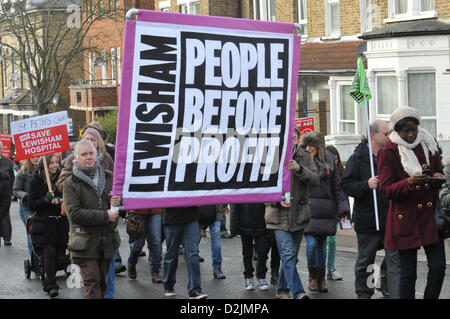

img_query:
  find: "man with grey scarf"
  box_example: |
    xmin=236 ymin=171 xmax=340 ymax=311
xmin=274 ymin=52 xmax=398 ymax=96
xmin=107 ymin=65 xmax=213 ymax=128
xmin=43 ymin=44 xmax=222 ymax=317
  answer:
xmin=63 ymin=139 xmax=121 ymax=299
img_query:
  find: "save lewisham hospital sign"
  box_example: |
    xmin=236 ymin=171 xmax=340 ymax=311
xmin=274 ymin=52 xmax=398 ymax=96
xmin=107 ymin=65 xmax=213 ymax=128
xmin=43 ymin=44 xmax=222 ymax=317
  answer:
xmin=10 ymin=111 xmax=70 ymax=161
xmin=113 ymin=10 xmax=301 ymax=209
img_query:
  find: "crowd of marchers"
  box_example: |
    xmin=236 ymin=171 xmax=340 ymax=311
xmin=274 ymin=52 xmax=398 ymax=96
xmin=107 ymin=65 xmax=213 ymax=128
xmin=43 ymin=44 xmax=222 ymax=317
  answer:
xmin=0 ymin=105 xmax=448 ymax=299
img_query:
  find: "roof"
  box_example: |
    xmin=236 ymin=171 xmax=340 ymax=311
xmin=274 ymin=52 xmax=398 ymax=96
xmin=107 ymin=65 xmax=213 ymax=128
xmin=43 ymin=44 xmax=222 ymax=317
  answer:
xmin=360 ymin=19 xmax=450 ymax=40
xmin=299 ymin=41 xmax=365 ymax=72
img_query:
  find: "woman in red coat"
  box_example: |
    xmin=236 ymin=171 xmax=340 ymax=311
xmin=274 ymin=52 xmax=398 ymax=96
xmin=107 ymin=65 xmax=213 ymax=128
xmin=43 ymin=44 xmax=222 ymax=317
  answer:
xmin=378 ymin=106 xmax=446 ymax=299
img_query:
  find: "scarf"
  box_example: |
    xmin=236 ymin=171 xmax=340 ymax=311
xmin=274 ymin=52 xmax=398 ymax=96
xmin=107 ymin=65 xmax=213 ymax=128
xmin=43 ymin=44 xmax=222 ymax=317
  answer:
xmin=389 ymin=126 xmax=439 ymax=177
xmin=73 ymin=160 xmax=106 ymax=198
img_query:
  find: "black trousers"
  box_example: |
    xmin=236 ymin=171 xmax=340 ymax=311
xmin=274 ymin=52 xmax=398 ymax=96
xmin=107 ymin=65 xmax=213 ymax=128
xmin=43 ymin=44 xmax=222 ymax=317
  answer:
xmin=241 ymin=231 xmax=279 ymax=279
xmin=398 ymin=240 xmax=446 ymax=299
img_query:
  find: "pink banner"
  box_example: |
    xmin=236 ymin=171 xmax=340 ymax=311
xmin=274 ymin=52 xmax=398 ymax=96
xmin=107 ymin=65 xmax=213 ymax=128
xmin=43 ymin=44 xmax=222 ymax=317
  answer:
xmin=113 ymin=10 xmax=301 ymax=209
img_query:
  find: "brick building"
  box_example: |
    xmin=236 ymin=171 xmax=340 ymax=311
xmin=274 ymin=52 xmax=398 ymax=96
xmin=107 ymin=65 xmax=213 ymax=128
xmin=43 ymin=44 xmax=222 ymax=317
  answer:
xmin=72 ymin=1 xmax=450 ymax=157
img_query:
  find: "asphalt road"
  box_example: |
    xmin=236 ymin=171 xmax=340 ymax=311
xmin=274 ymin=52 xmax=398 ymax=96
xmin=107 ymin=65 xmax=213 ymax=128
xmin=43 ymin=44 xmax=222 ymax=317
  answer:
xmin=0 ymin=201 xmax=449 ymax=300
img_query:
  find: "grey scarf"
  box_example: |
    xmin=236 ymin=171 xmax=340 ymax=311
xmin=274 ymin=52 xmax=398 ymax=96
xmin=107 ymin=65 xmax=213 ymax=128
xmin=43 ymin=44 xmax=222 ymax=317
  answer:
xmin=73 ymin=160 xmax=106 ymax=198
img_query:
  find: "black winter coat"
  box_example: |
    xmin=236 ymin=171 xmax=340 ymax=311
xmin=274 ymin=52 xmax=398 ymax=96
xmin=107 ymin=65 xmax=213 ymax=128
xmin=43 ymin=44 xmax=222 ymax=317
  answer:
xmin=163 ymin=206 xmax=199 ymax=225
xmin=341 ymin=142 xmax=389 ymax=233
xmin=29 ymin=170 xmax=69 ymax=245
xmin=230 ymin=203 xmax=267 ymax=237
xmin=305 ymin=153 xmax=350 ymax=237
xmin=0 ymin=172 xmax=11 ymax=237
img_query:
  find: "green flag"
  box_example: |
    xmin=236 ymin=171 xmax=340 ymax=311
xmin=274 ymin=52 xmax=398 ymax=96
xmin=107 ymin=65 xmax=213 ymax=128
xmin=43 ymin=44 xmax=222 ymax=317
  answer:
xmin=349 ymin=57 xmax=371 ymax=106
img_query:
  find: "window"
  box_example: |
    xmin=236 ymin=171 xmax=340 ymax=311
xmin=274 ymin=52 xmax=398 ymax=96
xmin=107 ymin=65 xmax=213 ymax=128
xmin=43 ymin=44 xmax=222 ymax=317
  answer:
xmin=76 ymin=92 xmax=82 ymax=103
xmin=159 ymin=0 xmax=170 ymax=11
xmin=339 ymin=85 xmax=356 ymax=134
xmin=111 ymin=48 xmax=116 ymax=85
xmin=360 ymin=0 xmax=372 ymax=33
xmin=179 ymin=0 xmax=199 ymax=14
xmin=376 ymin=74 xmax=398 ymax=116
xmin=88 ymin=52 xmax=93 ymax=82
xmin=387 ymin=0 xmax=436 ymax=21
xmin=253 ymin=0 xmax=276 ymax=21
xmin=325 ymin=0 xmax=340 ymax=37
xmin=407 ymin=72 xmax=436 ymax=136
xmin=101 ymin=50 xmax=107 ymax=85
xmin=297 ymin=0 xmax=307 ymax=36
xmin=116 ymin=47 xmax=121 ymax=84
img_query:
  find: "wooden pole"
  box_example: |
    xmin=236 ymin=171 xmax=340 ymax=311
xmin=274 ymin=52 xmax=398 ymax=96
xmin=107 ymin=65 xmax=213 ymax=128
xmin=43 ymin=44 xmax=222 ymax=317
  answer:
xmin=42 ymin=156 xmax=52 ymax=193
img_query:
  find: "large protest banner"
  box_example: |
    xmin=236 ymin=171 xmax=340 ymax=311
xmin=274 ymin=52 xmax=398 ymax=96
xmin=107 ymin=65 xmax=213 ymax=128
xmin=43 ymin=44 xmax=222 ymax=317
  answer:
xmin=11 ymin=111 xmax=70 ymax=162
xmin=113 ymin=10 xmax=301 ymax=209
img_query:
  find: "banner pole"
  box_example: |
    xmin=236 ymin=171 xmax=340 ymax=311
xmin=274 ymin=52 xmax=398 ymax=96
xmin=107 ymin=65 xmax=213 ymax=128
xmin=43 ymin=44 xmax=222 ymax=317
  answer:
xmin=42 ymin=156 xmax=52 ymax=193
xmin=364 ymin=96 xmax=380 ymax=231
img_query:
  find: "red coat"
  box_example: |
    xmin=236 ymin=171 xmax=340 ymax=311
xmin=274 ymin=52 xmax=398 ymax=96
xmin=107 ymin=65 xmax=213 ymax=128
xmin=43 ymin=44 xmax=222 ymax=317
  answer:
xmin=377 ymin=140 xmax=442 ymax=251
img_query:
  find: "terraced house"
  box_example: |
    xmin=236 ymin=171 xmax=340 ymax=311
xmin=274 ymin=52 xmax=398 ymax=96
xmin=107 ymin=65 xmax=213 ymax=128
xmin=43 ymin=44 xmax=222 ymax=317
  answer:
xmin=72 ymin=0 xmax=450 ymax=158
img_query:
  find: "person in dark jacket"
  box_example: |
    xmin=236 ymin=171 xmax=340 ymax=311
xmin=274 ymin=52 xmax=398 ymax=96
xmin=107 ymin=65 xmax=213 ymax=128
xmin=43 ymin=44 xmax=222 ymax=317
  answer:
xmin=301 ymin=131 xmax=350 ymax=294
xmin=230 ymin=203 xmax=279 ymax=291
xmin=162 ymin=206 xmax=207 ymax=299
xmin=0 ymin=141 xmax=15 ymax=246
xmin=0 ymin=171 xmax=12 ymax=245
xmin=29 ymin=154 xmax=68 ymax=298
xmin=378 ymin=106 xmax=446 ymax=299
xmin=13 ymin=157 xmax=39 ymax=257
xmin=341 ymin=120 xmax=400 ymax=299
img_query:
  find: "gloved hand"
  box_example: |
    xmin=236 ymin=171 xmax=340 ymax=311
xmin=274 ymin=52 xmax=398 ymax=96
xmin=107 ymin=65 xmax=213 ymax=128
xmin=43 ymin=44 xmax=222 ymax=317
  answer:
xmin=45 ymin=191 xmax=55 ymax=203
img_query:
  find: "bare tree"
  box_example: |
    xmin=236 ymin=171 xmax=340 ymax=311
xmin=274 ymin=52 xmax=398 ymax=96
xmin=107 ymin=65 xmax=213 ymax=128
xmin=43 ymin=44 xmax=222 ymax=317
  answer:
xmin=0 ymin=0 xmax=122 ymax=114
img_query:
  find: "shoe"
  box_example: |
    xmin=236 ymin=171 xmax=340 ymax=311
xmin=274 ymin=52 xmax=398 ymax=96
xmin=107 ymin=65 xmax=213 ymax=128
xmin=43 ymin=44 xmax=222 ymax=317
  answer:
xmin=152 ymin=273 xmax=163 ymax=283
xmin=296 ymin=293 xmax=310 ymax=299
xmin=114 ymin=264 xmax=126 ymax=274
xmin=256 ymin=278 xmax=269 ymax=291
xmin=308 ymin=267 xmax=319 ymax=292
xmin=221 ymin=233 xmax=231 ymax=238
xmin=127 ymin=263 xmax=137 ymax=279
xmin=4 ymin=241 xmax=11 ymax=246
xmin=245 ymin=278 xmax=255 ymax=290
xmin=48 ymin=288 xmax=58 ymax=298
xmin=327 ymin=268 xmax=343 ymax=281
xmin=318 ymin=268 xmax=328 ymax=293
xmin=270 ymin=270 xmax=279 ymax=285
xmin=164 ymin=289 xmax=176 ymax=297
xmin=139 ymin=251 xmax=146 ymax=257
xmin=198 ymin=256 xmax=204 ymax=262
xmin=200 ymin=229 xmax=207 ymax=237
xmin=213 ymin=268 xmax=226 ymax=279
xmin=376 ymin=286 xmax=391 ymax=297
xmin=357 ymin=294 xmax=371 ymax=299
xmin=189 ymin=292 xmax=208 ymax=299
xmin=276 ymin=293 xmax=292 ymax=299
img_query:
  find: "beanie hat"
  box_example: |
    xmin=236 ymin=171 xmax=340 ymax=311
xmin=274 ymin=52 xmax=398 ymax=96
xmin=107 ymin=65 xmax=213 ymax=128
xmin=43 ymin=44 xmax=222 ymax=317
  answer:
xmin=301 ymin=131 xmax=325 ymax=162
xmin=390 ymin=106 xmax=421 ymax=131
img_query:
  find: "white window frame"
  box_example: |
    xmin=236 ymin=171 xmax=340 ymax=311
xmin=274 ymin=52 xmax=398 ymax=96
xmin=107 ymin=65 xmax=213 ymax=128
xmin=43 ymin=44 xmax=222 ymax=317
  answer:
xmin=178 ymin=0 xmax=200 ymax=14
xmin=324 ymin=0 xmax=340 ymax=38
xmin=337 ymin=83 xmax=357 ymax=134
xmin=88 ymin=52 xmax=93 ymax=83
xmin=159 ymin=0 xmax=170 ymax=11
xmin=253 ymin=0 xmax=276 ymax=21
xmin=360 ymin=0 xmax=372 ymax=33
xmin=297 ymin=0 xmax=307 ymax=36
xmin=116 ymin=47 xmax=121 ymax=84
xmin=101 ymin=50 xmax=107 ymax=85
xmin=385 ymin=0 xmax=437 ymax=23
xmin=406 ymin=70 xmax=437 ymax=136
xmin=375 ymin=72 xmax=398 ymax=123
xmin=111 ymin=48 xmax=116 ymax=85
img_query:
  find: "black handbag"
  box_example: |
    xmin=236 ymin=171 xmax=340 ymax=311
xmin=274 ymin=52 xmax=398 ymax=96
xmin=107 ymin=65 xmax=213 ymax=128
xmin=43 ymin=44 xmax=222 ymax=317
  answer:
xmin=126 ymin=214 xmax=143 ymax=238
xmin=435 ymin=199 xmax=450 ymax=239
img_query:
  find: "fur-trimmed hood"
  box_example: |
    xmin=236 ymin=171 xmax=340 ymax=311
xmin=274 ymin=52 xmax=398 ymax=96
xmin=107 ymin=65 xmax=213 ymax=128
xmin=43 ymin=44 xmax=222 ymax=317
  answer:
xmin=300 ymin=131 xmax=326 ymax=162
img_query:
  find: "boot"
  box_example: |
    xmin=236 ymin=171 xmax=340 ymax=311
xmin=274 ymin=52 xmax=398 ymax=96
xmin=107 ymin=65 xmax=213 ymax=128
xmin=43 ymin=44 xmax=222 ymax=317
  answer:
xmin=308 ymin=267 xmax=318 ymax=292
xmin=318 ymin=268 xmax=328 ymax=293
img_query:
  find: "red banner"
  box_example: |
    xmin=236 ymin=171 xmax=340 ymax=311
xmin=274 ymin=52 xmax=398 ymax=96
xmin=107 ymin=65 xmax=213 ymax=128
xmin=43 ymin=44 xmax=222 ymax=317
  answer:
xmin=295 ymin=117 xmax=315 ymax=136
xmin=13 ymin=125 xmax=70 ymax=162
xmin=0 ymin=134 xmax=12 ymax=158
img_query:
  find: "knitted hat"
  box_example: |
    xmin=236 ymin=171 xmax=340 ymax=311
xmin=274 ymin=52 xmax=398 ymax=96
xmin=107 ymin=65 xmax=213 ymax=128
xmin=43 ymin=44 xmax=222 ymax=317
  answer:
xmin=300 ymin=131 xmax=325 ymax=162
xmin=390 ymin=106 xmax=421 ymax=131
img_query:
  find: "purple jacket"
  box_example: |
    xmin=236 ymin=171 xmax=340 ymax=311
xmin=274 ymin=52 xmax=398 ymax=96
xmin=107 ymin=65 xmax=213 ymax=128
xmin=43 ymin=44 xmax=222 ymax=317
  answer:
xmin=305 ymin=152 xmax=350 ymax=237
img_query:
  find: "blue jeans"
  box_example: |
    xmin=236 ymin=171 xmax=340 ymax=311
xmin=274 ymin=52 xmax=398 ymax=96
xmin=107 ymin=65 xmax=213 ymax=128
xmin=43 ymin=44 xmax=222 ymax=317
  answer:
xmin=128 ymin=213 xmax=162 ymax=274
xmin=274 ymin=229 xmax=306 ymax=298
xmin=19 ymin=204 xmax=33 ymax=257
xmin=163 ymin=221 xmax=202 ymax=296
xmin=104 ymin=258 xmax=115 ymax=298
xmin=306 ymin=235 xmax=328 ymax=269
xmin=209 ymin=221 xmax=222 ymax=270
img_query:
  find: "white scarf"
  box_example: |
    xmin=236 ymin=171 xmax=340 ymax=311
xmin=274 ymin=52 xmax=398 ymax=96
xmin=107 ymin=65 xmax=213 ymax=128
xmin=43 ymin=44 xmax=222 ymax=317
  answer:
xmin=389 ymin=127 xmax=439 ymax=177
